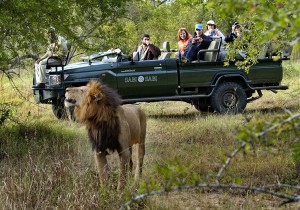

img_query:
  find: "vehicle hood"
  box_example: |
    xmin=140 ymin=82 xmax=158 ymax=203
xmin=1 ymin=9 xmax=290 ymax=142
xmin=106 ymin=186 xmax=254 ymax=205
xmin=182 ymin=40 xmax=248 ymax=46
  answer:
xmin=63 ymin=61 xmax=115 ymax=73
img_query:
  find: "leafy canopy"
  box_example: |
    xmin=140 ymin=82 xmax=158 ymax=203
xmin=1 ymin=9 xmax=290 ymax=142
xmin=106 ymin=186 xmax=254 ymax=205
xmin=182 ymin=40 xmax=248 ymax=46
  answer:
xmin=0 ymin=0 xmax=129 ymax=71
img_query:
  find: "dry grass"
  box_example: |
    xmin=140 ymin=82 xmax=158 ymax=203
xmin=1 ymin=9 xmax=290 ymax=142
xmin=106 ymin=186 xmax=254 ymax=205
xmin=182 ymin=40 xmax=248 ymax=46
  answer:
xmin=0 ymin=61 xmax=299 ymax=209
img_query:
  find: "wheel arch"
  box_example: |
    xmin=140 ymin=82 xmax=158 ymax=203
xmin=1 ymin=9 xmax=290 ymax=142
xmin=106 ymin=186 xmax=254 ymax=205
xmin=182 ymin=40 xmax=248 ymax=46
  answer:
xmin=212 ymin=73 xmax=251 ymax=89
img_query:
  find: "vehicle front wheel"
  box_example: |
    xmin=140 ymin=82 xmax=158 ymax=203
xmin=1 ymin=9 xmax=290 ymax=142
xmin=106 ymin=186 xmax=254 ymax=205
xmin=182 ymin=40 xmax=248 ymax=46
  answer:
xmin=210 ymin=82 xmax=247 ymax=114
xmin=52 ymin=98 xmax=75 ymax=121
xmin=52 ymin=99 xmax=67 ymax=119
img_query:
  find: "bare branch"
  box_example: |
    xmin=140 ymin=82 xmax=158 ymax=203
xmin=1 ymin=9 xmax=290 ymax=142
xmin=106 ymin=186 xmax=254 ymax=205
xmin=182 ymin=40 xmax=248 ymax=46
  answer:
xmin=256 ymin=113 xmax=300 ymax=137
xmin=215 ymin=141 xmax=246 ymax=184
xmin=120 ymin=183 xmax=300 ymax=210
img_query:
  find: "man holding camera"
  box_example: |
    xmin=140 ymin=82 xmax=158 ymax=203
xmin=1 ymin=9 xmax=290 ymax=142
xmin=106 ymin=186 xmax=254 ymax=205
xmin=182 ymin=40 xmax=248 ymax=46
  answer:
xmin=225 ymin=22 xmax=242 ymax=43
xmin=183 ymin=23 xmax=212 ymax=62
xmin=130 ymin=34 xmax=161 ymax=61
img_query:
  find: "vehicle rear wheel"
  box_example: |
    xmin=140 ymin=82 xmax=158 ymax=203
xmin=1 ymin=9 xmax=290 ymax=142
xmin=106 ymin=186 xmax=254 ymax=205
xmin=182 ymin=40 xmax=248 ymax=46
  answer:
xmin=210 ymin=82 xmax=247 ymax=114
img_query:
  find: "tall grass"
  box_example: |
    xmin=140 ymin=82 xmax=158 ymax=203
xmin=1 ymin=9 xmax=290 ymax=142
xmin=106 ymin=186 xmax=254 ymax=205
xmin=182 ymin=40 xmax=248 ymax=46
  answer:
xmin=0 ymin=61 xmax=299 ymax=209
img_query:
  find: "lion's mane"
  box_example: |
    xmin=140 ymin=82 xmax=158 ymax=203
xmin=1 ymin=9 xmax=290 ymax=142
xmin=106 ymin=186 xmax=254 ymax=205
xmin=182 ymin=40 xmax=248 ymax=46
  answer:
xmin=74 ymin=81 xmax=122 ymax=153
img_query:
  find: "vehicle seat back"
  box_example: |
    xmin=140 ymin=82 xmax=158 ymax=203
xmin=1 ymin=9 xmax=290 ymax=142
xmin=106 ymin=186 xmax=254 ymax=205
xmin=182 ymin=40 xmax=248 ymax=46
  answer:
xmin=132 ymin=51 xmax=140 ymax=61
xmin=159 ymin=41 xmax=172 ymax=60
xmin=102 ymin=56 xmax=117 ymax=63
xmin=203 ymin=39 xmax=220 ymax=62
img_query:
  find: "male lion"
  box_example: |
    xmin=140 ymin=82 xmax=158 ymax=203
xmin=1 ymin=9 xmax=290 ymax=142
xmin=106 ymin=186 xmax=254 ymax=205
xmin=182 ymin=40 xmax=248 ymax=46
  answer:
xmin=64 ymin=80 xmax=146 ymax=190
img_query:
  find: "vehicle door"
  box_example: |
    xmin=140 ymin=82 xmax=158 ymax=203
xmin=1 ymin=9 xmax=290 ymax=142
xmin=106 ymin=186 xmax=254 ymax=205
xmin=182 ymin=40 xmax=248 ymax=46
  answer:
xmin=116 ymin=59 xmax=178 ymax=99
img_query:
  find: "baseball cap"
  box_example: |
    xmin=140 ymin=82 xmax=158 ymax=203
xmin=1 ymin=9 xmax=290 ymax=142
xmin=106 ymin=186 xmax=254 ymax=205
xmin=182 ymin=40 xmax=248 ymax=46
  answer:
xmin=207 ymin=20 xmax=215 ymax=25
xmin=195 ymin=23 xmax=203 ymax=30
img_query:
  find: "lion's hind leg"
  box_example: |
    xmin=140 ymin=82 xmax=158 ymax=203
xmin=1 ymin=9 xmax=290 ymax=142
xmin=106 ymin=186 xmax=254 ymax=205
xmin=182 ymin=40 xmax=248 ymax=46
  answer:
xmin=134 ymin=142 xmax=145 ymax=182
xmin=135 ymin=108 xmax=146 ymax=182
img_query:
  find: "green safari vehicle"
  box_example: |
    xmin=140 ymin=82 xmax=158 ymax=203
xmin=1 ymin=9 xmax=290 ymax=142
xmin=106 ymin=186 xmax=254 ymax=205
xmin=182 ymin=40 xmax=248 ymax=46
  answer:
xmin=32 ymin=42 xmax=288 ymax=119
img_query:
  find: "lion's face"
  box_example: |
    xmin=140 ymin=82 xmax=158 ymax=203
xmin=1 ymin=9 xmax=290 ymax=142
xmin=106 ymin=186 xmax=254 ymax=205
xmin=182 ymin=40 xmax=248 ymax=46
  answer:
xmin=64 ymin=86 xmax=90 ymax=108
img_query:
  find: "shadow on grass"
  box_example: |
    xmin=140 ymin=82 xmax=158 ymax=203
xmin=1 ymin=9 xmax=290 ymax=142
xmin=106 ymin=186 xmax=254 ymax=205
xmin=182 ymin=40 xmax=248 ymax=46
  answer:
xmin=148 ymin=102 xmax=299 ymax=120
xmin=245 ymin=104 xmax=299 ymax=115
xmin=147 ymin=111 xmax=202 ymax=120
xmin=0 ymin=122 xmax=79 ymax=161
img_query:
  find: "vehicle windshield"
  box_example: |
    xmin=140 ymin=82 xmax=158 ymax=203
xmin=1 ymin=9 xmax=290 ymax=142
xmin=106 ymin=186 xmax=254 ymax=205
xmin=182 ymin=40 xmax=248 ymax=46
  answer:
xmin=81 ymin=49 xmax=128 ymax=63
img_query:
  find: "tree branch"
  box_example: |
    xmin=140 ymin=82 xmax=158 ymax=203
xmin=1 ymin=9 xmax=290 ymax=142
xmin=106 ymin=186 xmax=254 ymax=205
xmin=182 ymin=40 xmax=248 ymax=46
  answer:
xmin=119 ymin=183 xmax=300 ymax=210
xmin=9 ymin=53 xmax=39 ymax=70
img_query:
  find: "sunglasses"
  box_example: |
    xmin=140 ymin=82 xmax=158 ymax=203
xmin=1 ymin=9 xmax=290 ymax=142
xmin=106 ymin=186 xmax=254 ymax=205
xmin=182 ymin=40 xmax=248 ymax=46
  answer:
xmin=207 ymin=24 xmax=214 ymax=26
xmin=196 ymin=29 xmax=202 ymax=31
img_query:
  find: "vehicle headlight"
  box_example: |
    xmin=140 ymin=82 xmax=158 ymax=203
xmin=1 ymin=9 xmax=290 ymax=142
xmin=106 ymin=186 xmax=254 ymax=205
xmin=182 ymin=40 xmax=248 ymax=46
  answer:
xmin=49 ymin=75 xmax=62 ymax=86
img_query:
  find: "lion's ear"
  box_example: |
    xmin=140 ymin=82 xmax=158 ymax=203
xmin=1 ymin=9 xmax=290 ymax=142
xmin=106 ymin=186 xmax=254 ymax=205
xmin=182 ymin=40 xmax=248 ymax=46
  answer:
xmin=94 ymin=92 xmax=103 ymax=102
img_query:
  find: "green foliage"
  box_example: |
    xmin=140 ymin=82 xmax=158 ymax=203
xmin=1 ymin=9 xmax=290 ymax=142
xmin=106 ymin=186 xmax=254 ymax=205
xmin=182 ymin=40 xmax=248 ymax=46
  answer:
xmin=138 ymin=158 xmax=199 ymax=194
xmin=236 ymin=112 xmax=300 ymax=164
xmin=1 ymin=1 xmax=300 ymax=208
xmin=208 ymin=0 xmax=300 ymax=65
xmin=0 ymin=0 xmax=129 ymax=70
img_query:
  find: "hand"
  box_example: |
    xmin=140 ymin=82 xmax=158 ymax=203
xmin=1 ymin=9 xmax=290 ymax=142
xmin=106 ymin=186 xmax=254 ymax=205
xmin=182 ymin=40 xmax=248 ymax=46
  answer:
xmin=192 ymin=37 xmax=201 ymax=43
xmin=231 ymin=25 xmax=235 ymax=32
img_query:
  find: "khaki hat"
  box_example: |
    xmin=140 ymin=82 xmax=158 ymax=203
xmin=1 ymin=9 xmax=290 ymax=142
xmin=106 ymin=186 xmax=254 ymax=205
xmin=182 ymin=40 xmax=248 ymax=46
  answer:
xmin=207 ymin=20 xmax=215 ymax=25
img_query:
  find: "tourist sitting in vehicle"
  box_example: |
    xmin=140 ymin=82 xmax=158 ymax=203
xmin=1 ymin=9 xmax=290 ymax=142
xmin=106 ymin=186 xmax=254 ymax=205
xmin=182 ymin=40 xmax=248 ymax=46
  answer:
xmin=183 ymin=23 xmax=212 ymax=62
xmin=225 ymin=22 xmax=242 ymax=43
xmin=175 ymin=28 xmax=192 ymax=59
xmin=204 ymin=20 xmax=226 ymax=44
xmin=129 ymin=34 xmax=161 ymax=61
xmin=217 ymin=21 xmax=247 ymax=61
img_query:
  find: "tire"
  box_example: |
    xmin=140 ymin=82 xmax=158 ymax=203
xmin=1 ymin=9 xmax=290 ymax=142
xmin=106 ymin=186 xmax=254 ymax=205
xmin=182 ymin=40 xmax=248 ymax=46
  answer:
xmin=193 ymin=99 xmax=213 ymax=112
xmin=210 ymin=82 xmax=247 ymax=114
xmin=52 ymin=97 xmax=68 ymax=119
xmin=52 ymin=98 xmax=75 ymax=121
xmin=66 ymin=106 xmax=76 ymax=121
xmin=52 ymin=102 xmax=67 ymax=119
